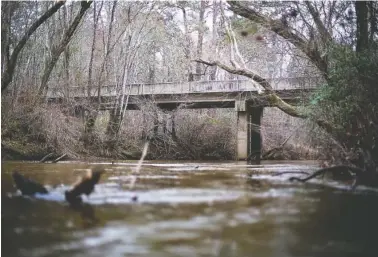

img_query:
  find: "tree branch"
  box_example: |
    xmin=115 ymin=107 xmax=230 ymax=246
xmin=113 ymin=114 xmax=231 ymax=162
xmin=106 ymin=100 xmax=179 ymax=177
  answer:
xmin=226 ymin=1 xmax=328 ymax=76
xmin=304 ymin=1 xmax=332 ymax=43
xmin=194 ymin=59 xmax=272 ymax=90
xmin=193 ymin=58 xmax=334 ymax=134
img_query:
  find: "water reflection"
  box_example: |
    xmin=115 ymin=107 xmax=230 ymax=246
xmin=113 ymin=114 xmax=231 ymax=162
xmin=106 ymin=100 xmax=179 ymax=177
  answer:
xmin=69 ymin=202 xmax=98 ymax=228
xmin=2 ymin=160 xmax=378 ymax=257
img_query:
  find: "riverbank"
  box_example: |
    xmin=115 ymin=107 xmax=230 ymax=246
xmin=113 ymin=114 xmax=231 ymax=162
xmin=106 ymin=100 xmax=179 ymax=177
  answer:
xmin=1 ymin=139 xmax=322 ymax=163
xmin=1 ymin=140 xmax=50 ymax=161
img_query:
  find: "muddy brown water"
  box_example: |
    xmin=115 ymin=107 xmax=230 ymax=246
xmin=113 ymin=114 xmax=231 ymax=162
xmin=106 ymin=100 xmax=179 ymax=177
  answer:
xmin=2 ymin=160 xmax=378 ymax=257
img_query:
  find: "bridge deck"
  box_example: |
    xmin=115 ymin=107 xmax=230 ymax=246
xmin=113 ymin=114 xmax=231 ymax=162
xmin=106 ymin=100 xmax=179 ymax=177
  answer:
xmin=47 ymin=78 xmax=320 ymax=110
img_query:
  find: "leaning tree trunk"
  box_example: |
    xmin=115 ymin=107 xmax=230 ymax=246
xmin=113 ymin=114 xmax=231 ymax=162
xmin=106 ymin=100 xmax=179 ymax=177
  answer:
xmin=1 ymin=2 xmax=13 ymax=75
xmin=1 ymin=1 xmax=65 ymax=92
xmin=194 ymin=59 xmax=334 ymax=134
xmin=38 ymin=1 xmax=92 ymax=98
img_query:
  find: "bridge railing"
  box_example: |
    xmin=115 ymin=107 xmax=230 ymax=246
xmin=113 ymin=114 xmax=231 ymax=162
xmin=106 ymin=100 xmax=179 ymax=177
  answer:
xmin=47 ymin=77 xmax=321 ymax=98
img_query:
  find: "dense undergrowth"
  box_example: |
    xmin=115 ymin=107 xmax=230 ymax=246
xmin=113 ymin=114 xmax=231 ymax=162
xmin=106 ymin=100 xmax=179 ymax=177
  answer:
xmin=310 ymin=46 xmax=378 ymax=170
xmin=1 ymin=97 xmax=325 ymax=161
xmin=7 ymin=47 xmax=376 ymax=163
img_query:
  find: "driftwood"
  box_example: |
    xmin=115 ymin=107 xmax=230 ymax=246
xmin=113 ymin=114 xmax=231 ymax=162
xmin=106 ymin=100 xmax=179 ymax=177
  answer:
xmin=52 ymin=153 xmax=67 ymax=163
xmin=289 ymin=165 xmax=378 ymax=188
xmin=40 ymin=153 xmax=54 ymax=163
xmin=289 ymin=165 xmax=361 ymax=182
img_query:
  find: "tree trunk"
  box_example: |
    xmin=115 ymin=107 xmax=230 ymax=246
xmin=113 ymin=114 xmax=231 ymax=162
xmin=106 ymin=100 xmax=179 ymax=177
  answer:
xmin=368 ymin=2 xmax=377 ymax=44
xmin=95 ymin=1 xmax=117 ymax=103
xmin=355 ymin=1 xmax=369 ymax=53
xmin=195 ymin=1 xmax=206 ymax=81
xmin=38 ymin=1 xmax=92 ymax=97
xmin=210 ymin=1 xmax=219 ymax=80
xmin=87 ymin=1 xmax=103 ymax=97
xmin=1 ymin=1 xmax=65 ymax=92
xmin=180 ymin=6 xmax=194 ymax=82
xmin=62 ymin=5 xmax=70 ymax=100
xmin=1 ymin=2 xmax=13 ymax=75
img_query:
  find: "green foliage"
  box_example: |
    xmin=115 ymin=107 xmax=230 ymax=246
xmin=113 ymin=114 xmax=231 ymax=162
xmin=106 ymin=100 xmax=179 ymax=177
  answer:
xmin=310 ymin=44 xmax=378 ymax=166
xmin=316 ymin=45 xmax=377 ymax=122
xmin=222 ymin=17 xmax=259 ymax=43
xmin=230 ymin=18 xmax=259 ymax=35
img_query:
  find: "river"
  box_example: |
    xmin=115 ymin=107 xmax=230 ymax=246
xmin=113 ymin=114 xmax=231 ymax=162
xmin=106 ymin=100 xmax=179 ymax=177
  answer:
xmin=2 ymin=160 xmax=378 ymax=257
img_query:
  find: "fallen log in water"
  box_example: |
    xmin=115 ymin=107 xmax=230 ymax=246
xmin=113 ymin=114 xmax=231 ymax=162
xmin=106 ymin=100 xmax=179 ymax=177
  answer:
xmin=52 ymin=153 xmax=67 ymax=163
xmin=40 ymin=153 xmax=54 ymax=163
xmin=288 ymin=165 xmax=378 ymax=188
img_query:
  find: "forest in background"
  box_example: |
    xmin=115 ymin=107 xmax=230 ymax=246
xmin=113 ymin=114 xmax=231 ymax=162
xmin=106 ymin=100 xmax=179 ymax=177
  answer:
xmin=1 ymin=1 xmax=377 ymax=172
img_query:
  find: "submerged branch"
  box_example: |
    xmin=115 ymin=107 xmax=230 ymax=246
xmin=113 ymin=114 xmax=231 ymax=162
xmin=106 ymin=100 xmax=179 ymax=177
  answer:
xmin=272 ymin=171 xmax=310 ymax=176
xmin=194 ymin=59 xmax=272 ymax=90
xmin=288 ymin=165 xmax=362 ymax=182
xmin=289 ymin=165 xmax=378 ymax=188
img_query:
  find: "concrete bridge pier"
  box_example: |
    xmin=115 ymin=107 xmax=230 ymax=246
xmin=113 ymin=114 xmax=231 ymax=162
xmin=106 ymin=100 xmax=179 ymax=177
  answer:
xmin=236 ymin=101 xmax=263 ymax=163
xmin=159 ymin=111 xmax=177 ymax=139
xmin=249 ymin=106 xmax=263 ymax=163
xmin=162 ymin=111 xmax=177 ymax=138
xmin=72 ymin=105 xmax=85 ymax=120
xmin=153 ymin=111 xmax=159 ymax=136
xmin=141 ymin=112 xmax=148 ymax=140
xmin=171 ymin=112 xmax=176 ymax=140
xmin=148 ymin=111 xmax=170 ymax=139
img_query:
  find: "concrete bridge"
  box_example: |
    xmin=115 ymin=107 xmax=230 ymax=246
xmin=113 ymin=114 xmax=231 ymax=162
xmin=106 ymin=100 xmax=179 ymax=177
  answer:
xmin=47 ymin=77 xmax=321 ymax=162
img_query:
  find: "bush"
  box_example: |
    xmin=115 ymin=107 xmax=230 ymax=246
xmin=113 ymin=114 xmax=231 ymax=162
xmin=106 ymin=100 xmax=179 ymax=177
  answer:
xmin=1 ymin=94 xmax=85 ymax=159
xmin=310 ymin=45 xmax=378 ymax=169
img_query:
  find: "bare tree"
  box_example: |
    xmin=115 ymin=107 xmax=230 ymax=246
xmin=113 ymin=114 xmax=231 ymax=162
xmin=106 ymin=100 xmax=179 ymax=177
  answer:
xmin=1 ymin=1 xmax=65 ymax=92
